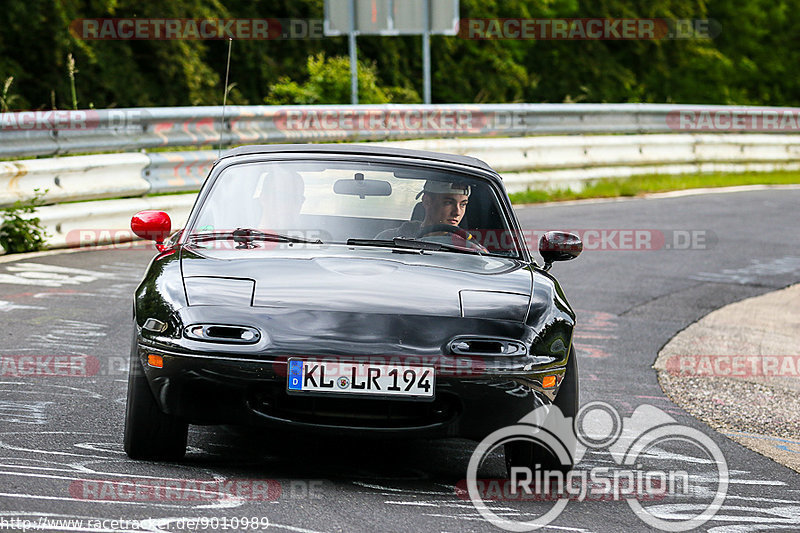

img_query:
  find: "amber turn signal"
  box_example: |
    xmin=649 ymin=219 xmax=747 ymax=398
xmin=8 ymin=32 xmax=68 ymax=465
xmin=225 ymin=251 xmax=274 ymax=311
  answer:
xmin=147 ymin=354 xmax=164 ymax=368
xmin=542 ymin=375 xmax=557 ymax=388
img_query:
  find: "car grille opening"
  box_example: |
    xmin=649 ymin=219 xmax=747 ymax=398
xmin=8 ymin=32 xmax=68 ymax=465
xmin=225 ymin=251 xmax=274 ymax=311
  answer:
xmin=461 ymin=340 xmax=504 ymax=353
xmin=247 ymin=387 xmax=460 ymax=429
xmin=184 ymin=324 xmax=261 ymax=344
xmin=449 ymin=337 xmax=527 ymax=356
xmin=206 ymin=326 xmax=246 ymax=339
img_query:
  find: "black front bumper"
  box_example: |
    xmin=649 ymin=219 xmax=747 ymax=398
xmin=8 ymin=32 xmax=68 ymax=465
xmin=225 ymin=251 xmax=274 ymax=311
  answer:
xmin=136 ymin=342 xmax=566 ymax=441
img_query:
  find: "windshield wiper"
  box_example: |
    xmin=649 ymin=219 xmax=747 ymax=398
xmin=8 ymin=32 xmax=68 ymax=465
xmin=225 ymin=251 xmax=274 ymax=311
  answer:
xmin=188 ymin=228 xmax=323 ymax=245
xmin=346 ymin=237 xmax=482 ymax=255
xmin=397 ymin=238 xmax=484 ymax=256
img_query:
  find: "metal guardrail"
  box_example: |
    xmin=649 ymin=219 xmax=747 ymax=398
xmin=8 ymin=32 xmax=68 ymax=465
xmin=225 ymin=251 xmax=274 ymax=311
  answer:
xmin=0 ymin=153 xmax=150 ymax=206
xmin=138 ymin=132 xmax=800 ymax=195
xmin=135 ymin=131 xmax=800 ymax=195
xmin=2 ymin=131 xmax=799 ymax=255
xmin=2 ymin=102 xmax=800 ymax=253
xmin=35 ymin=195 xmax=197 ymax=250
xmin=3 ymin=103 xmax=798 ymax=158
xmin=4 ymin=131 xmax=800 ymax=206
xmin=144 ymin=151 xmax=216 ymax=193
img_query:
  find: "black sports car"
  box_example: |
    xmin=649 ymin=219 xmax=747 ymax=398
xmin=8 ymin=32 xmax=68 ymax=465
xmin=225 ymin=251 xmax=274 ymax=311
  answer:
xmin=125 ymin=144 xmax=582 ymax=473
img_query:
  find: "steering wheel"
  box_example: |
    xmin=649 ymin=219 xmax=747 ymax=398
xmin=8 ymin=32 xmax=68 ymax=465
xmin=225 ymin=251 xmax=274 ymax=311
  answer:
xmin=417 ymin=224 xmax=488 ymax=253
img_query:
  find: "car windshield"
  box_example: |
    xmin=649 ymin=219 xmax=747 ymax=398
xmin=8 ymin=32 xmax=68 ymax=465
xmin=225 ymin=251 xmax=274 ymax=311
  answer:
xmin=187 ymin=159 xmax=524 ymax=258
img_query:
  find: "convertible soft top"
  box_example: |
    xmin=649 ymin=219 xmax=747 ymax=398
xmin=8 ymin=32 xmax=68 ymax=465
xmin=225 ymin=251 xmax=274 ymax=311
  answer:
xmin=220 ymin=143 xmax=497 ymax=175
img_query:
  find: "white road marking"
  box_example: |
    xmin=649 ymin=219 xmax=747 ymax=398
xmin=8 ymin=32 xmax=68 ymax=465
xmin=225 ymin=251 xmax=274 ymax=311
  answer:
xmin=384 ymin=501 xmax=439 ymax=507
xmin=0 ymin=300 xmax=46 ymax=312
xmin=28 ymin=319 xmax=108 ymax=354
xmin=642 ymin=502 xmax=800 ymax=524
xmin=351 ymin=480 xmax=455 ymax=495
xmin=0 ymin=382 xmax=105 ymax=399
xmin=0 ymin=263 xmax=115 ymax=287
xmin=691 ymin=256 xmax=800 ymax=284
xmin=0 ymin=400 xmax=51 ymax=424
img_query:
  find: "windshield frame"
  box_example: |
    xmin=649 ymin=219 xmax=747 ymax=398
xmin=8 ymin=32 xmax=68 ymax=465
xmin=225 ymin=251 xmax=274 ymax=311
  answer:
xmin=181 ymin=152 xmax=530 ymax=262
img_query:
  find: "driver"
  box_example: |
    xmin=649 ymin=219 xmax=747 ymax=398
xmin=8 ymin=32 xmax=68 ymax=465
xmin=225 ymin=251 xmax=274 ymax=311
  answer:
xmin=376 ymin=180 xmax=471 ymax=239
xmin=256 ymin=168 xmax=305 ymax=230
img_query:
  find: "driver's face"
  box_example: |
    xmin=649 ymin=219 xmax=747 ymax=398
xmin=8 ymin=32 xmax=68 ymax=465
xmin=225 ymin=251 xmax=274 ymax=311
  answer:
xmin=423 ymin=193 xmax=469 ymax=227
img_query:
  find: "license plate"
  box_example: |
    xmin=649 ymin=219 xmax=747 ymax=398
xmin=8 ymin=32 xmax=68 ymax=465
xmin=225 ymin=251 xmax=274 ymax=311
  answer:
xmin=286 ymin=359 xmax=434 ymax=399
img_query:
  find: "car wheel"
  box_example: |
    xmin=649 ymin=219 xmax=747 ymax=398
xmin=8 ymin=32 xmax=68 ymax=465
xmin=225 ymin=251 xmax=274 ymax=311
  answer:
xmin=123 ymin=331 xmax=188 ymax=461
xmin=504 ymin=346 xmax=579 ymax=477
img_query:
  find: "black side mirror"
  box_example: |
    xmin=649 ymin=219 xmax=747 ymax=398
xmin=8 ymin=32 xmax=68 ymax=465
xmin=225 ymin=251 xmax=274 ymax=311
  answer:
xmin=539 ymin=231 xmax=582 ymax=270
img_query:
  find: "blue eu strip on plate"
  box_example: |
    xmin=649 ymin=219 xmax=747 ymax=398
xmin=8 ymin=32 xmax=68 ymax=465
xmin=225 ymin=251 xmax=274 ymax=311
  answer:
xmin=288 ymin=359 xmax=304 ymax=390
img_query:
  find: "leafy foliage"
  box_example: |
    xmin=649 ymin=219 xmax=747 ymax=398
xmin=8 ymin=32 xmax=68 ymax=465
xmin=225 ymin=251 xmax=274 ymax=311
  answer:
xmin=0 ymin=0 xmax=798 ymax=108
xmin=1 ymin=77 xmax=20 ymax=112
xmin=265 ymin=53 xmax=419 ymax=105
xmin=0 ymin=190 xmax=50 ymax=254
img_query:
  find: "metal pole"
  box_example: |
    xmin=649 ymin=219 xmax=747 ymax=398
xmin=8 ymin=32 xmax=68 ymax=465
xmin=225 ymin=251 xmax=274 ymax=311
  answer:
xmin=218 ymin=38 xmax=233 ymax=157
xmin=349 ymin=0 xmax=358 ymax=105
xmin=422 ymin=0 xmax=431 ymax=104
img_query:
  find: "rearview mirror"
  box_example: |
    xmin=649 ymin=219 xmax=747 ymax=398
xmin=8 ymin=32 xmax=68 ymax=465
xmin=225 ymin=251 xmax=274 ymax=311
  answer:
xmin=334 ymin=173 xmax=392 ymax=199
xmin=539 ymin=231 xmax=582 ymax=270
xmin=131 ymin=210 xmax=172 ymax=251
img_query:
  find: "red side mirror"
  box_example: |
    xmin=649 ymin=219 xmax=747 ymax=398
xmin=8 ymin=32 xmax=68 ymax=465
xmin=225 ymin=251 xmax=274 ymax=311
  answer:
xmin=539 ymin=231 xmax=582 ymax=270
xmin=131 ymin=211 xmax=172 ymax=251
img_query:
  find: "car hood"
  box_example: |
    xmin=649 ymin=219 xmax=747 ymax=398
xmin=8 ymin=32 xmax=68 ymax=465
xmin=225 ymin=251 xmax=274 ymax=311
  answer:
xmin=180 ymin=245 xmax=533 ymax=321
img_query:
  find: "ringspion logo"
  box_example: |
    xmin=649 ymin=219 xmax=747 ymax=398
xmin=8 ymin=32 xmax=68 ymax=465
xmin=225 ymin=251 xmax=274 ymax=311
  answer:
xmin=464 ymin=402 xmax=728 ymax=531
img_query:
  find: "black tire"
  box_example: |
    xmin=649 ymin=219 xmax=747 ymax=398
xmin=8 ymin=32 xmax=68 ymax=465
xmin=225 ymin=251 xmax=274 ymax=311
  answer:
xmin=123 ymin=331 xmax=188 ymax=461
xmin=505 ymin=346 xmax=579 ymax=477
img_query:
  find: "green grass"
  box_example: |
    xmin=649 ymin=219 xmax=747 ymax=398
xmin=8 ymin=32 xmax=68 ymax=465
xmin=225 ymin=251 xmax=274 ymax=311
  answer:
xmin=509 ymin=170 xmax=800 ymax=204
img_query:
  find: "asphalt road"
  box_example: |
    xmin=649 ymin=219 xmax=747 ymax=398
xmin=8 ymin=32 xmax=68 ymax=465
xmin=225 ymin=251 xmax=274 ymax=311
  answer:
xmin=0 ymin=188 xmax=799 ymax=532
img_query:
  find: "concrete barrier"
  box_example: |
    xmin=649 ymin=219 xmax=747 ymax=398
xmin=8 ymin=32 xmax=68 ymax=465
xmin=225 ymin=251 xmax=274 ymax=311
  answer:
xmin=2 ymin=132 xmax=800 ymax=252
xmin=144 ymin=151 xmax=217 ymax=193
xmin=136 ymin=133 xmax=800 ymax=195
xmin=35 ymin=194 xmax=197 ymax=249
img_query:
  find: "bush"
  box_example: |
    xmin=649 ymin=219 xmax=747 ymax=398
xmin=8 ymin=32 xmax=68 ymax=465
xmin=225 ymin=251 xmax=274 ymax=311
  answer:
xmin=265 ymin=53 xmax=419 ymax=105
xmin=384 ymin=86 xmax=421 ymax=104
xmin=0 ymin=189 xmax=50 ymax=254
